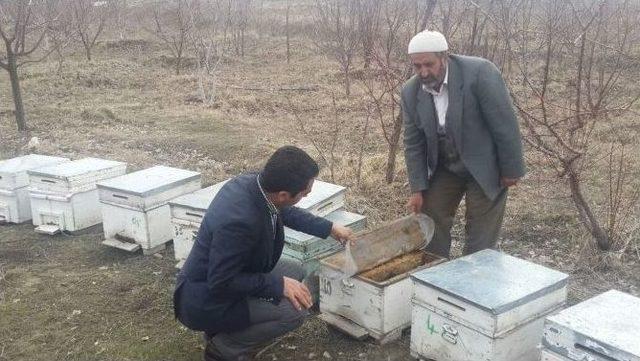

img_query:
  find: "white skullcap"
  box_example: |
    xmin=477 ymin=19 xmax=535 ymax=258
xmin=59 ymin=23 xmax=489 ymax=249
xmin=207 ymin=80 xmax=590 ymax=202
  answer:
xmin=408 ymin=30 xmax=448 ymax=54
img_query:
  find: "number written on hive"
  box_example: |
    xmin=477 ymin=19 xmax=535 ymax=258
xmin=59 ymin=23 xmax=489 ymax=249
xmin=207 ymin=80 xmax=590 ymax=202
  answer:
xmin=320 ymin=277 xmax=332 ymax=295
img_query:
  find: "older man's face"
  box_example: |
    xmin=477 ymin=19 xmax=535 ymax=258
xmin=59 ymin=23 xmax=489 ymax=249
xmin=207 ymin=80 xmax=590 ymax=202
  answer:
xmin=410 ymin=52 xmax=447 ymax=91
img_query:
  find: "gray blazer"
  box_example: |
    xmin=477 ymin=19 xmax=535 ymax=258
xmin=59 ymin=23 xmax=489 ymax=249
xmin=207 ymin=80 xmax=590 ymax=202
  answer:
xmin=401 ymin=54 xmax=525 ymax=200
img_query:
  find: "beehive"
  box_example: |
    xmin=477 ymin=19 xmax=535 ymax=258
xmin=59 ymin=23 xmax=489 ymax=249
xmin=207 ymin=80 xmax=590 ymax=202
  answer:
xmin=541 ymin=289 xmax=640 ymax=361
xmin=283 ymin=209 xmax=367 ymax=302
xmin=319 ymin=215 xmax=441 ymax=344
xmin=97 ymin=165 xmax=201 ymax=254
xmin=27 ymin=157 xmax=126 ymax=234
xmin=410 ymin=249 xmax=569 ymax=361
xmin=169 ymin=180 xmax=228 ymax=268
xmin=293 ymin=179 xmax=345 ymax=216
xmin=0 ymin=154 xmax=69 ymax=224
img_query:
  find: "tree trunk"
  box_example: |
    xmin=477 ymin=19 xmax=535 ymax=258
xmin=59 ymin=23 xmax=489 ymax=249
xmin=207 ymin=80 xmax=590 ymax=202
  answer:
xmin=343 ymin=66 xmax=351 ymax=96
xmin=176 ymin=56 xmax=182 ymax=75
xmin=285 ymin=1 xmax=290 ymax=64
xmin=356 ymin=113 xmax=371 ymax=187
xmin=363 ymin=50 xmax=371 ymax=69
xmin=385 ymin=112 xmax=403 ymax=183
xmin=7 ymin=53 xmax=28 ymax=131
xmin=85 ymin=45 xmax=92 ymax=61
xmin=567 ymin=170 xmax=610 ymax=250
xmin=241 ymin=28 xmax=246 ymax=57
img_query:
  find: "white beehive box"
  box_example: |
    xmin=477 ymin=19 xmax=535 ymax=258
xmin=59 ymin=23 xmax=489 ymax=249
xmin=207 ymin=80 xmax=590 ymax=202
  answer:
xmin=320 ymin=249 xmax=445 ymax=344
xmin=410 ymin=249 xmax=569 ymax=361
xmin=27 ymin=157 xmax=126 ymax=234
xmin=97 ymin=165 xmax=201 ymax=254
xmin=284 ymin=210 xmax=367 ymax=263
xmin=169 ymin=180 xmax=228 ymax=268
xmin=294 ymin=179 xmax=345 ymax=216
xmin=283 ymin=209 xmax=367 ymax=302
xmin=541 ymin=289 xmax=640 ymax=361
xmin=540 ymin=349 xmax=573 ymax=361
xmin=319 ymin=215 xmax=443 ymax=344
xmin=169 ymin=178 xmax=346 ymax=268
xmin=0 ymin=154 xmax=69 ymax=224
xmin=282 ymin=179 xmax=350 ymax=261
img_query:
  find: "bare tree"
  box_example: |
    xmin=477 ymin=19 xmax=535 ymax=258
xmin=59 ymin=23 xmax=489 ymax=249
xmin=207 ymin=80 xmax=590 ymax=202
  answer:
xmin=360 ymin=0 xmax=429 ymax=183
xmin=285 ymin=0 xmax=292 ymax=64
xmin=71 ymin=0 xmax=112 ymax=61
xmin=111 ymin=0 xmax=129 ymax=40
xmin=187 ymin=0 xmax=223 ymax=106
xmin=0 ymin=0 xmax=61 ymax=131
xmin=313 ymin=0 xmax=360 ymax=96
xmin=285 ymin=94 xmax=343 ymax=182
xmin=148 ymin=0 xmax=192 ymax=75
xmin=511 ymin=0 xmax=640 ymax=250
xmin=223 ymin=0 xmax=253 ymax=57
xmin=45 ymin=1 xmax=73 ymax=74
xmin=435 ymin=0 xmax=471 ymax=41
xmin=356 ymin=0 xmax=381 ymax=69
xmin=355 ymin=111 xmax=372 ymax=187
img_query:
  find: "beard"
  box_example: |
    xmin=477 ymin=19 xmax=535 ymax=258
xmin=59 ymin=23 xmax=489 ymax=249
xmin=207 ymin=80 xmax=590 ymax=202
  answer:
xmin=420 ymin=75 xmax=442 ymax=91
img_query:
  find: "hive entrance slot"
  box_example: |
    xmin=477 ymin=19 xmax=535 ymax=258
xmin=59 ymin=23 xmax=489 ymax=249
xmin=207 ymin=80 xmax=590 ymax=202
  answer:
xmin=185 ymin=212 xmax=203 ymax=219
xmin=114 ymin=233 xmax=137 ymax=244
xmin=317 ymin=202 xmax=334 ymax=213
xmin=358 ymin=250 xmax=440 ymax=282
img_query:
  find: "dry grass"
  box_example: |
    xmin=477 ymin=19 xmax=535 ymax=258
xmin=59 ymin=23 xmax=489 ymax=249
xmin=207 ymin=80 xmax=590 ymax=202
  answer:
xmin=1 ymin=8 xmax=639 ymax=360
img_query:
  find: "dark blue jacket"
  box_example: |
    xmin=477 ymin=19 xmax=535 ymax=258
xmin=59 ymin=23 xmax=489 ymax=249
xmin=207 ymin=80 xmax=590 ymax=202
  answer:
xmin=173 ymin=173 xmax=333 ymax=334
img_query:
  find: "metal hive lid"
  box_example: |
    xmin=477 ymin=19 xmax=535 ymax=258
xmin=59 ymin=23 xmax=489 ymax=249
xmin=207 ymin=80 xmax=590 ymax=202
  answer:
xmin=169 ymin=180 xmax=229 ymax=211
xmin=96 ymin=165 xmax=201 ymax=196
xmin=411 ymin=249 xmax=569 ymax=314
xmin=295 ymin=180 xmax=345 ymax=209
xmin=546 ymin=289 xmax=640 ymax=358
xmin=0 ymin=154 xmax=69 ymax=174
xmin=27 ymin=157 xmax=125 ymax=179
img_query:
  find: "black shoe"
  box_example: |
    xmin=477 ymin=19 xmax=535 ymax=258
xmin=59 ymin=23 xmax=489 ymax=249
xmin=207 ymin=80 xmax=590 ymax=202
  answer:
xmin=203 ymin=341 xmax=224 ymax=361
xmin=202 ymin=332 xmax=214 ymax=343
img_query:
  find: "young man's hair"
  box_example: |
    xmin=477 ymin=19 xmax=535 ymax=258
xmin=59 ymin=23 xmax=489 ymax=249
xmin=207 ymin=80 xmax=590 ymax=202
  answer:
xmin=260 ymin=145 xmax=319 ymax=195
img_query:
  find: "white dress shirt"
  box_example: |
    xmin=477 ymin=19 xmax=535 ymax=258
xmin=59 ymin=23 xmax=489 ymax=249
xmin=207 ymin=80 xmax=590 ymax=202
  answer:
xmin=422 ymin=65 xmax=449 ymax=129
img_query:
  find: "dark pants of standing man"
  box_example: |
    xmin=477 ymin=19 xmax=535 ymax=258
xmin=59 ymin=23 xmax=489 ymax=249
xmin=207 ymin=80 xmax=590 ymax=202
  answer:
xmin=422 ymin=166 xmax=508 ymax=258
xmin=207 ymin=258 xmax=307 ymax=360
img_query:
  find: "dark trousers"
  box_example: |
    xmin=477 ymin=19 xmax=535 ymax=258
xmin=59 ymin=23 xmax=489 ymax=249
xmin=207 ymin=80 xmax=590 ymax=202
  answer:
xmin=422 ymin=167 xmax=508 ymax=258
xmin=209 ymin=258 xmax=307 ymax=360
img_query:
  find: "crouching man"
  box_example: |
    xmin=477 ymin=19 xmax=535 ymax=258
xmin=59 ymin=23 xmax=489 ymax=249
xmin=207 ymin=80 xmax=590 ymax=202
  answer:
xmin=174 ymin=145 xmax=355 ymax=361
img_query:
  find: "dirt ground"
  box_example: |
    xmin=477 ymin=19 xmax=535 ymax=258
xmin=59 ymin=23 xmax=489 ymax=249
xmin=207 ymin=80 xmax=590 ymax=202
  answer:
xmin=1 ymin=20 xmax=640 ymax=361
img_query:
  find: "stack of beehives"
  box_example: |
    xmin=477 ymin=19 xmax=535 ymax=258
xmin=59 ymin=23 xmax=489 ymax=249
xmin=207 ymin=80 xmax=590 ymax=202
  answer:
xmin=1 ymin=154 xmax=202 ymax=255
xmin=167 ymin=178 xmax=367 ymax=285
xmin=281 ymin=180 xmax=367 ymax=301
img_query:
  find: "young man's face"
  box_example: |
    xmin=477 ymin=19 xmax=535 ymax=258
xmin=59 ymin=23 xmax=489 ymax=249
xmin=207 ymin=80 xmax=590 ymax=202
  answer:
xmin=276 ymin=179 xmax=314 ymax=207
xmin=410 ymin=52 xmax=447 ymax=91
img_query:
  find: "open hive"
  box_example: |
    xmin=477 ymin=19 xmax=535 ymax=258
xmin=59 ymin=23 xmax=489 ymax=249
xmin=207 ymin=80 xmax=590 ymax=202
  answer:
xmin=359 ymin=250 xmax=441 ymax=283
xmin=318 ymin=215 xmax=444 ymax=344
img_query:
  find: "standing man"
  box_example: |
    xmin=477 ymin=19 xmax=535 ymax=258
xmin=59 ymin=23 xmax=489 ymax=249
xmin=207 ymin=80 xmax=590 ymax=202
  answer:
xmin=401 ymin=30 xmax=525 ymax=258
xmin=174 ymin=146 xmax=355 ymax=361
